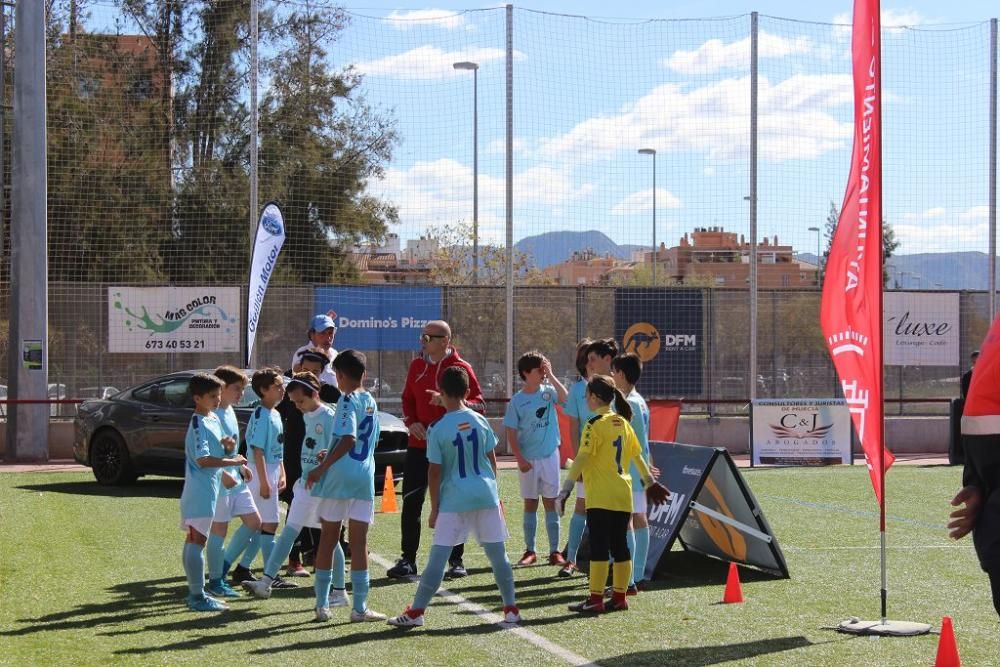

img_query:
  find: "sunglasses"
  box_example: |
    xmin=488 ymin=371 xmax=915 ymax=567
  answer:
xmin=420 ymin=333 xmax=447 ymax=343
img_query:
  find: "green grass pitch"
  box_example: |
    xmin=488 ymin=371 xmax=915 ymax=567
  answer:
xmin=0 ymin=465 xmax=994 ymax=666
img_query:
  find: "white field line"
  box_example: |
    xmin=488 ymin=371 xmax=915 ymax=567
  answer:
xmin=784 ymin=544 xmax=972 ymax=551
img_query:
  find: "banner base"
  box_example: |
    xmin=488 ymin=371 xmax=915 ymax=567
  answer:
xmin=835 ymin=618 xmax=931 ymax=636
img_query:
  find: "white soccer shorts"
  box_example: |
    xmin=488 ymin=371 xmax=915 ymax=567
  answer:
xmin=212 ymin=487 xmax=259 ymax=523
xmin=433 ymin=506 xmax=509 ymax=546
xmin=248 ymin=462 xmax=283 ymax=524
xmin=575 ymin=480 xmax=586 ymax=500
xmin=317 ymin=497 xmax=375 ymax=525
xmin=180 ymin=516 xmax=213 ymax=537
xmin=286 ymin=479 xmax=322 ymax=529
xmin=632 ymin=489 xmax=647 ymax=515
xmin=518 ymin=450 xmax=561 ymax=500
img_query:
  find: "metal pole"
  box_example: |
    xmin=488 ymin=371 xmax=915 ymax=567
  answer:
xmin=473 ymin=66 xmax=479 ymax=285
xmin=652 ymin=153 xmax=657 ymax=285
xmin=505 ymin=4 xmax=514 ymax=399
xmin=990 ymin=18 xmax=997 ymax=321
xmin=0 ymin=2 xmax=6 ymax=292
xmin=7 ymin=0 xmax=48 ymax=461
xmin=249 ymin=0 xmax=259 ymax=369
xmin=749 ymin=12 xmax=759 ymax=404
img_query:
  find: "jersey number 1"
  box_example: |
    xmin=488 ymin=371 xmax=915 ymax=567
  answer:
xmin=612 ymin=436 xmax=623 ymax=474
xmin=452 ymin=429 xmax=482 ymax=478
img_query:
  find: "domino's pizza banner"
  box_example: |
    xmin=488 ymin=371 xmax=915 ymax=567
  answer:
xmin=314 ymin=286 xmax=442 ymax=351
xmin=614 ymin=288 xmax=704 ymax=397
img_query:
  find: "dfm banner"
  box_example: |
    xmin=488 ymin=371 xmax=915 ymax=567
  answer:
xmin=751 ymin=399 xmax=852 ymax=466
xmin=109 ymin=287 xmax=240 ymax=353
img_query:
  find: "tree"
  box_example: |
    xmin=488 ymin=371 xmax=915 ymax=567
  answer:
xmin=426 ymin=222 xmax=552 ymax=286
xmin=824 ymin=200 xmax=900 ymax=288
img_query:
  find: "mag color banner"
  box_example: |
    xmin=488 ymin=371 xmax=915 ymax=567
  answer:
xmin=751 ymin=399 xmax=852 ymax=466
xmin=614 ymin=288 xmax=703 ymax=396
xmin=314 ymin=286 xmax=442 ymax=351
xmin=109 ymin=287 xmax=240 ymax=353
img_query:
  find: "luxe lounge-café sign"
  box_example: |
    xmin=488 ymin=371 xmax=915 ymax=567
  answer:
xmin=883 ymin=292 xmax=959 ymax=367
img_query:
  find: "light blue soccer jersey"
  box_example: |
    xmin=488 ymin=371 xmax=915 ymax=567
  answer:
xmin=180 ymin=412 xmax=225 ymax=519
xmin=312 ymin=391 xmax=380 ymax=501
xmin=427 ymin=408 xmax=499 ymax=514
xmin=564 ymin=379 xmax=613 ymax=442
xmin=625 ymin=389 xmax=651 ymax=484
xmin=503 ymin=383 xmax=560 ymax=460
xmin=246 ymin=405 xmax=284 ymax=466
xmin=214 ymin=406 xmax=243 ymax=496
xmin=302 ymin=403 xmax=337 ymax=480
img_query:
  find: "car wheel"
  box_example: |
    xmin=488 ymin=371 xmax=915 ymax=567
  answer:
xmin=90 ymin=430 xmax=138 ymax=486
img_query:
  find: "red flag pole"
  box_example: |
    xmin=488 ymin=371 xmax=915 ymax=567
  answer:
xmin=874 ymin=4 xmax=888 ymax=626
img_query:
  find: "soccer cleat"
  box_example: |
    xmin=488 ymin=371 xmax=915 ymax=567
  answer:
xmin=187 ymin=594 xmax=229 ymax=612
xmin=606 ymin=597 xmax=630 ymax=612
xmin=314 ymin=606 xmax=331 ymax=622
xmin=446 ymin=561 xmax=468 ymax=579
xmin=387 ymin=557 xmax=418 ymax=579
xmin=568 ymin=597 xmax=605 ymax=614
xmin=635 ymin=580 xmax=649 ymax=592
xmin=604 ymin=584 xmax=639 ymax=597
xmin=270 ymin=575 xmax=298 ymax=589
xmin=329 ymin=588 xmax=350 ymax=608
xmin=350 ymin=608 xmax=388 ymax=622
xmin=230 ymin=564 xmax=257 ymax=584
xmin=557 ymin=562 xmax=577 ymax=578
xmin=387 ymin=608 xmax=425 ymax=628
xmin=502 ymin=605 xmax=522 ymax=624
xmin=516 ymin=550 xmax=537 ymax=567
xmin=242 ymin=578 xmax=272 ymax=599
xmin=286 ymin=561 xmax=310 ymax=578
xmin=205 ymin=579 xmax=241 ymax=598
xmin=548 ymin=551 xmax=567 ymax=566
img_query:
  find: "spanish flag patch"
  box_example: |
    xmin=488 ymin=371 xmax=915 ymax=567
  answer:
xmin=458 ymin=422 xmax=471 ymax=431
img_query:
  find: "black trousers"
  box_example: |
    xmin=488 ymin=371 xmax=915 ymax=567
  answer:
xmin=586 ymin=508 xmax=631 ymax=563
xmin=961 ymin=434 xmax=1000 ymax=619
xmin=401 ymin=446 xmax=464 ymax=564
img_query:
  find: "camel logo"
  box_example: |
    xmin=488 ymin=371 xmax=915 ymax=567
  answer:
xmin=695 ymin=478 xmax=747 ymax=561
xmin=623 ymin=322 xmax=661 ymax=362
xmin=828 ymin=328 xmax=869 ymax=357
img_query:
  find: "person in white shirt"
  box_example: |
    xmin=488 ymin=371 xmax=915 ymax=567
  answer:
xmin=292 ymin=313 xmax=339 ymax=388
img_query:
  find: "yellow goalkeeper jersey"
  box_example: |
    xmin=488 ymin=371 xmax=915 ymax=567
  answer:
xmin=567 ymin=406 xmax=652 ymax=513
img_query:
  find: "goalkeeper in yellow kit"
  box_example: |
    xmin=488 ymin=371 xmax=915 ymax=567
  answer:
xmin=557 ymin=375 xmax=669 ymax=613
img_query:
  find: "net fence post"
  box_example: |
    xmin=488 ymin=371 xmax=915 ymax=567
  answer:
xmin=749 ymin=11 xmax=759 ymax=405
xmin=248 ymin=0 xmax=260 ymax=369
xmin=990 ymin=17 xmax=997 ymax=322
xmin=505 ymin=3 xmax=514 ymax=399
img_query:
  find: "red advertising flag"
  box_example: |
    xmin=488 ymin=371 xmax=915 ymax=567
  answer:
xmin=820 ymin=0 xmax=894 ymax=502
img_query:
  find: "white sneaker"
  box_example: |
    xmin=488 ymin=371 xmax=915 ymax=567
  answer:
xmin=329 ymin=588 xmax=350 ymax=608
xmin=387 ymin=611 xmax=424 ymax=627
xmin=315 ymin=606 xmax=331 ymax=622
xmin=350 ymin=608 xmax=388 ymax=622
xmin=503 ymin=606 xmax=522 ymax=624
xmin=241 ymin=579 xmax=272 ymax=600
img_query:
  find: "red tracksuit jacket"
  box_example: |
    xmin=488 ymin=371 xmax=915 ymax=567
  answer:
xmin=401 ymin=348 xmax=485 ymax=449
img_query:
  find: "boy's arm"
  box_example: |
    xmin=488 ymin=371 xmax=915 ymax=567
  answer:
xmin=305 ymin=435 xmax=354 ymax=488
xmin=568 ymin=417 xmax=580 ymax=454
xmin=505 ymin=427 xmax=531 ymax=472
xmin=427 ymin=463 xmax=442 ymax=527
xmin=254 ymin=450 xmax=270 ymax=495
xmin=278 ymin=462 xmax=286 ymax=491
xmin=196 ymin=454 xmax=247 ymax=469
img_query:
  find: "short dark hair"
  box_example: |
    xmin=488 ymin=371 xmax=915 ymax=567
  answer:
xmin=251 ymin=367 xmax=283 ymax=398
xmin=213 ymin=365 xmax=247 ymax=387
xmin=190 ymin=373 xmax=224 ymax=397
xmin=517 ymin=351 xmax=545 ymax=380
xmin=331 ymin=349 xmax=366 ymax=382
xmin=439 ymin=366 xmax=469 ymax=399
xmin=611 ymin=353 xmax=642 ymax=385
xmin=575 ymin=338 xmax=594 ymax=377
xmin=588 ymin=338 xmax=619 ymax=360
xmin=300 ymin=347 xmax=330 ymax=368
xmin=287 ymin=371 xmax=320 ymax=397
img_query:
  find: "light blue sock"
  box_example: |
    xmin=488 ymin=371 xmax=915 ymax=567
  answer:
xmin=182 ymin=542 xmax=205 ymax=597
xmin=567 ymin=512 xmax=587 ymax=563
xmin=634 ymin=526 xmax=650 ymax=583
xmin=263 ymin=524 xmax=301 ymax=580
xmin=223 ymin=524 xmax=255 ymax=573
xmin=412 ymin=545 xmax=452 ymax=611
xmin=522 ymin=511 xmax=537 ymax=552
xmin=483 ymin=541 xmax=516 ymax=607
xmin=260 ymin=532 xmax=276 ymax=569
xmin=332 ymin=542 xmax=346 ymax=590
xmin=350 ymin=569 xmax=370 ymax=614
xmin=314 ymin=568 xmax=332 ymax=609
xmin=545 ymin=511 xmax=561 ymax=554
xmin=206 ymin=533 xmax=225 ymax=581
xmin=626 ymin=529 xmax=637 ymax=586
xmin=240 ymin=532 xmax=261 ymax=569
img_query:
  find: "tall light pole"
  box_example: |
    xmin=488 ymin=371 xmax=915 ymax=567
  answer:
xmin=454 ymin=61 xmax=479 ymax=283
xmin=638 ymin=148 xmax=656 ymax=285
xmin=807 ymin=226 xmax=821 ymax=287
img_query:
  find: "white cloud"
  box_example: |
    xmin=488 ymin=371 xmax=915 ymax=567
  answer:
xmin=356 ymin=45 xmax=521 ymax=80
xmin=664 ymin=32 xmax=812 ymax=75
xmin=385 ymin=9 xmax=467 ymax=31
xmin=960 ymin=205 xmax=989 ymax=220
xmin=903 ymin=205 xmax=987 ymax=222
xmin=894 ymin=222 xmax=987 ymax=251
xmin=833 ymin=8 xmax=930 ymax=41
xmin=539 ymin=73 xmax=853 ymax=163
xmin=611 ymin=188 xmax=681 ymax=215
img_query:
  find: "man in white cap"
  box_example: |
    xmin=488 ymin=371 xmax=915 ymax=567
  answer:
xmin=292 ymin=313 xmax=338 ymax=388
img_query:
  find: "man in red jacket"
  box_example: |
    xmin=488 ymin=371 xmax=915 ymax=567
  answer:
xmin=387 ymin=320 xmax=486 ymax=580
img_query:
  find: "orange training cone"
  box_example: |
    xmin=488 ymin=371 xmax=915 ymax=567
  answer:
xmin=722 ymin=562 xmax=744 ymax=604
xmin=935 ymin=616 xmax=961 ymax=667
xmin=380 ymin=466 xmax=398 ymax=513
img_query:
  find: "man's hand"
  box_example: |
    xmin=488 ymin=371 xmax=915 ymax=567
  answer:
xmin=517 ymin=457 xmax=533 ymax=473
xmin=948 ymin=485 xmax=983 ymax=540
xmin=305 ymin=468 xmax=322 ymax=491
xmin=426 ymin=389 xmax=444 ymax=407
xmin=278 ymin=475 xmax=287 ymax=493
xmin=221 ymin=436 xmax=237 ymax=454
xmin=645 ymin=482 xmax=670 ymax=507
xmin=228 ymin=455 xmax=247 ymax=467
xmin=259 ymin=479 xmax=271 ymax=499
xmin=240 ymin=464 xmax=253 ymax=482
xmin=316 ymin=449 xmax=328 ymax=463
xmin=408 ymin=422 xmax=427 ymax=440
xmin=541 ymin=359 xmax=554 ymax=379
xmin=429 ymin=508 xmax=438 ymax=529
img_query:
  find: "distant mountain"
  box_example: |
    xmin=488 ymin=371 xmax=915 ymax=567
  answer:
xmin=799 ymin=251 xmax=1000 ymax=290
xmin=514 ymin=230 xmax=646 ymax=269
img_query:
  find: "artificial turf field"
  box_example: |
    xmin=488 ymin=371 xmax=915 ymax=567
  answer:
xmin=0 ymin=465 xmax=995 ymax=666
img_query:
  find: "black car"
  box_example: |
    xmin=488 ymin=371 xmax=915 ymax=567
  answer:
xmin=73 ymin=370 xmax=407 ymax=489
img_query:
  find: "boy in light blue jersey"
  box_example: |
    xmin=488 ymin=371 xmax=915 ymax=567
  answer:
xmin=611 ymin=353 xmax=658 ymax=594
xmin=227 ymin=368 xmax=286 ymax=585
xmin=205 ymin=366 xmax=262 ymax=599
xmin=305 ymin=350 xmax=385 ymax=623
xmin=388 ymin=366 xmax=520 ymax=628
xmin=504 ymin=351 xmax=568 ymax=568
xmin=244 ymin=372 xmax=348 ymax=608
xmin=180 ymin=373 xmax=246 ymax=612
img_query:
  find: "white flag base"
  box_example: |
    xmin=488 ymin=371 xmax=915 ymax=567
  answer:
xmin=836 ymin=618 xmax=932 ymax=636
